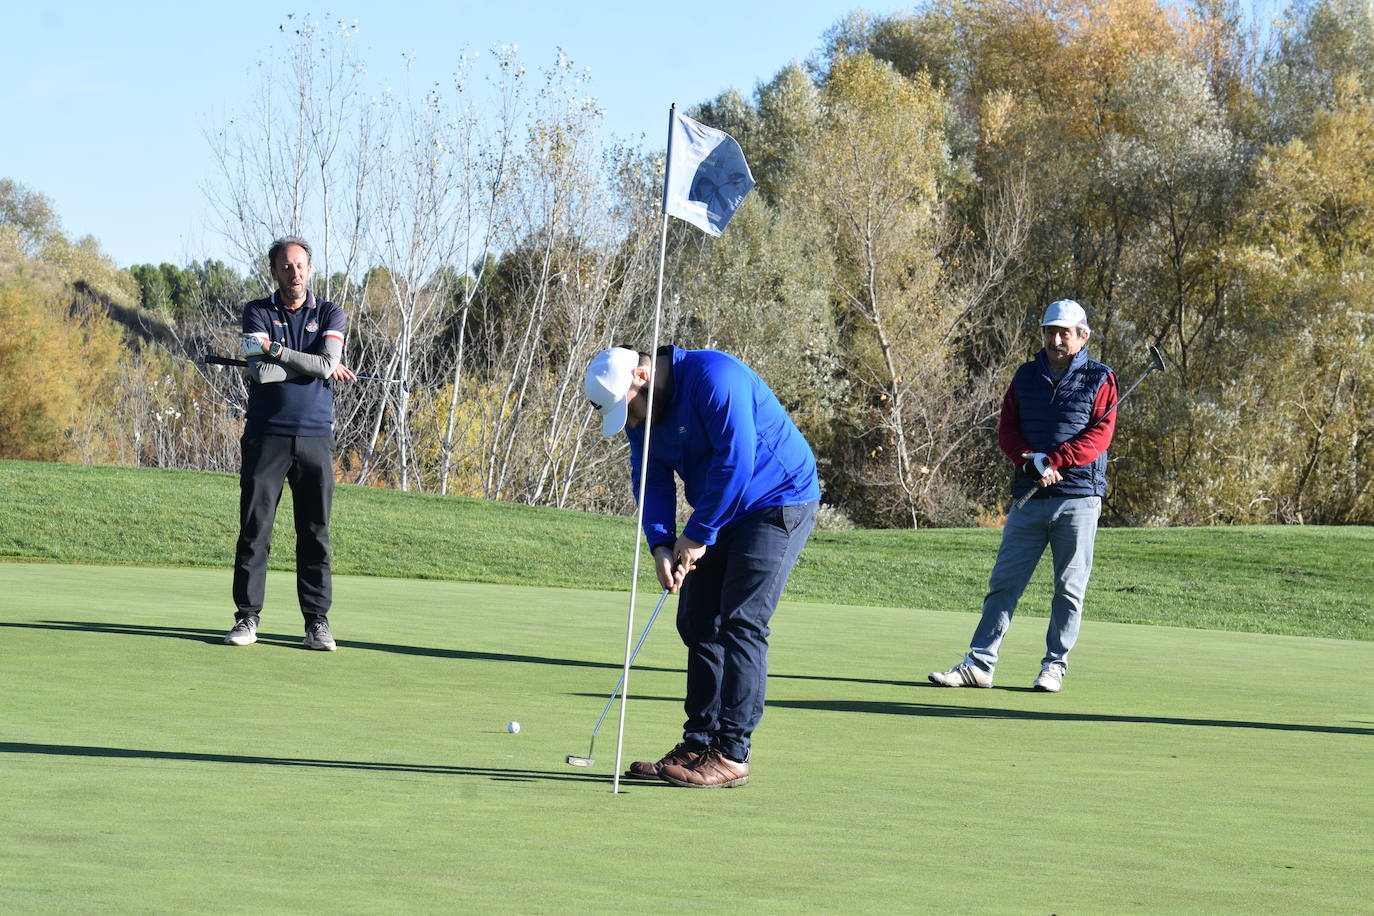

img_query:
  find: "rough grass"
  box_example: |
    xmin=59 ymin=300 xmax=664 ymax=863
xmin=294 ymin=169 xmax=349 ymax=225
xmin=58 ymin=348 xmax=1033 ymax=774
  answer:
xmin=2 ymin=459 xmax=1370 ymax=640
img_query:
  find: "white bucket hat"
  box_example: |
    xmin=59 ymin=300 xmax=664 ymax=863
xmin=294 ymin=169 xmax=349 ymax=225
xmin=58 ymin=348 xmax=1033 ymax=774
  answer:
xmin=1040 ymin=299 xmax=1088 ymax=330
xmin=584 ymin=347 xmax=641 ymax=437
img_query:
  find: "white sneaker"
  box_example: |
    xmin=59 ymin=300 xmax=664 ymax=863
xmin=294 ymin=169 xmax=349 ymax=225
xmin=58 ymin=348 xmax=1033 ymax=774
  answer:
xmin=224 ymin=617 xmax=258 ymax=646
xmin=928 ymin=662 xmax=992 ymax=688
xmin=1032 ymin=665 xmax=1064 ymax=692
xmin=303 ymin=617 xmax=336 ymax=651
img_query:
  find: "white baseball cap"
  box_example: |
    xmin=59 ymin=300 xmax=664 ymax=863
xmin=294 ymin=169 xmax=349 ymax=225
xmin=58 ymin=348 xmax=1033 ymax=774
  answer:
xmin=584 ymin=347 xmax=641 ymax=437
xmin=1041 ymin=299 xmax=1088 ymax=329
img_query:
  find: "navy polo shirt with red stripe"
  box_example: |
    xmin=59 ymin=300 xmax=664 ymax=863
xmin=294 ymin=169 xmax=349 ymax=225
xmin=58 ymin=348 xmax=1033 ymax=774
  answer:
xmin=241 ymin=291 xmax=346 ymax=436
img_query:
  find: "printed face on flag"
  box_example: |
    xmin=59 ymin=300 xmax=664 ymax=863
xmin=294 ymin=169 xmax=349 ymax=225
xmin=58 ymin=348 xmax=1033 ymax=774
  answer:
xmin=663 ymin=110 xmax=756 ymax=237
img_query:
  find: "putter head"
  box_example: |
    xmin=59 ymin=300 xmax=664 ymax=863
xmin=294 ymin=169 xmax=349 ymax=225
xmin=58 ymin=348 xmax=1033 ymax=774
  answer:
xmin=565 ymin=754 xmax=595 ymax=768
xmin=1147 ymin=343 xmax=1166 ymax=373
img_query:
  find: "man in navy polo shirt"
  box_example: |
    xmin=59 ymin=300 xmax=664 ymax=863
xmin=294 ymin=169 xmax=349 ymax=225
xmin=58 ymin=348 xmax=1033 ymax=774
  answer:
xmin=929 ymin=300 xmax=1117 ymax=693
xmin=224 ymin=236 xmax=355 ymax=651
xmin=584 ymin=345 xmax=820 ymax=788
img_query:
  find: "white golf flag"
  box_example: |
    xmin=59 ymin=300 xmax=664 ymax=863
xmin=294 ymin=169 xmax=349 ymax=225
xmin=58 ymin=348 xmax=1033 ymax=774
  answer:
xmin=662 ymin=108 xmax=756 ymax=237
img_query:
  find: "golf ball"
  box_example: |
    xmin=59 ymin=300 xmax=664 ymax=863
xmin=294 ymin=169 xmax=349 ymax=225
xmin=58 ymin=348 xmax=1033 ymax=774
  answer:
xmin=506 ymin=721 xmax=520 ymax=734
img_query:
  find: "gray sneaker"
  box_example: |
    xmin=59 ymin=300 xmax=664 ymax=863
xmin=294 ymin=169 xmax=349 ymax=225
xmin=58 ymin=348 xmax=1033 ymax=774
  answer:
xmin=224 ymin=617 xmax=258 ymax=646
xmin=303 ymin=617 xmax=336 ymax=651
xmin=928 ymin=662 xmax=992 ymax=688
xmin=1032 ymin=664 xmax=1064 ymax=692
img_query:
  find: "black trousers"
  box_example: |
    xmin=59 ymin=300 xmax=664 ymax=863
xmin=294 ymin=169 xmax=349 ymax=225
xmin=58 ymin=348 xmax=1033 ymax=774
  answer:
xmin=232 ymin=433 xmax=334 ymax=620
xmin=676 ymin=500 xmax=818 ymax=762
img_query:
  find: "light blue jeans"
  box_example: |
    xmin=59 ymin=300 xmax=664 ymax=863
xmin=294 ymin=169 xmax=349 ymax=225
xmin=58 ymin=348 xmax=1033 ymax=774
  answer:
xmin=966 ymin=495 xmax=1101 ymax=674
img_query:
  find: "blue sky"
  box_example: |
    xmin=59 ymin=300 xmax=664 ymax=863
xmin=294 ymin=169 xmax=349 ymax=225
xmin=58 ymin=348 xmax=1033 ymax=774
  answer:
xmin=3 ymin=1 xmax=885 ymax=269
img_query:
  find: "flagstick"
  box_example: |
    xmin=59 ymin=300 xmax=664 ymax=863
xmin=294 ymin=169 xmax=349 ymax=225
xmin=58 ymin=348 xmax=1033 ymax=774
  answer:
xmin=611 ymin=105 xmax=676 ymax=795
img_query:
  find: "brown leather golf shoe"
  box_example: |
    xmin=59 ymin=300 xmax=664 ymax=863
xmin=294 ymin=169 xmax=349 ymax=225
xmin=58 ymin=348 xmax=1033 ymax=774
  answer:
xmin=658 ymin=747 xmax=750 ymax=788
xmin=625 ymin=741 xmax=706 ymax=780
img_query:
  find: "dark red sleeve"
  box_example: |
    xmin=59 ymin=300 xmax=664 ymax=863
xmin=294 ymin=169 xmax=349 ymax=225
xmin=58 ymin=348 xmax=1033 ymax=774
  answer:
xmin=1048 ymin=371 xmax=1118 ymax=469
xmin=997 ymin=381 xmax=1033 ymax=466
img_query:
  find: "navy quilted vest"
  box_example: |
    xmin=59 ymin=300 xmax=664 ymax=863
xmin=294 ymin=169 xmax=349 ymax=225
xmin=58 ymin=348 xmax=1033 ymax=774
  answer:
xmin=1010 ymin=348 xmax=1112 ymax=500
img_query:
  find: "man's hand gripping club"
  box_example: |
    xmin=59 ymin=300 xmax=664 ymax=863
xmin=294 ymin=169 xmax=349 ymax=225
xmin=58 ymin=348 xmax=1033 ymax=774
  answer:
xmin=1022 ymin=451 xmax=1063 ymax=489
xmin=653 ymin=536 xmax=707 ymax=593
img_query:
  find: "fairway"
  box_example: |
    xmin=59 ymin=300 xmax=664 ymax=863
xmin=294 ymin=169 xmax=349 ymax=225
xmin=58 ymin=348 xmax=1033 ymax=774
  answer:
xmin=2 ymin=562 xmax=1371 ymax=913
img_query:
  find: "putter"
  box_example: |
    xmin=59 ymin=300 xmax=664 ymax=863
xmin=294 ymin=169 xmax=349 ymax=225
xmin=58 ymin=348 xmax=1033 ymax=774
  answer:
xmin=204 ymin=354 xmax=406 ymax=385
xmin=1011 ymin=343 xmax=1167 ymax=512
xmin=565 ymin=587 xmax=672 ymax=768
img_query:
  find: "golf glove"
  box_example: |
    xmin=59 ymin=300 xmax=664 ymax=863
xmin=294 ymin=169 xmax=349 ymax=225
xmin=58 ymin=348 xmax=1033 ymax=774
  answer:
xmin=240 ymin=334 xmax=268 ymax=358
xmin=1023 ymin=452 xmax=1053 ymax=477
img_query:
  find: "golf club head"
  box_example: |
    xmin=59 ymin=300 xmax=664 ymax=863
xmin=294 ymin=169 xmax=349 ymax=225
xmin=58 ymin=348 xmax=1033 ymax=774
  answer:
xmin=1147 ymin=343 xmax=1166 ymax=373
xmin=565 ymin=754 xmax=595 ymax=767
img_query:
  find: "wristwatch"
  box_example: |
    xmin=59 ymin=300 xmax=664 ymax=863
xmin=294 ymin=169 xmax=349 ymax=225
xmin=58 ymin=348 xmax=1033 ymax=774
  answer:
xmin=268 ymin=341 xmax=284 ymax=359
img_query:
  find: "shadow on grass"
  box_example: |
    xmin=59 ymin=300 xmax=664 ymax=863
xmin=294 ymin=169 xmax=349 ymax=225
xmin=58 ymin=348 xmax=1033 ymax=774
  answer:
xmin=0 ymin=620 xmax=923 ymax=688
xmin=595 ymin=694 xmax=1373 ymax=737
xmin=0 ymin=620 xmax=680 ymax=674
xmin=763 ymin=698 xmax=1374 ymax=737
xmin=0 ymin=740 xmax=629 ymax=784
xmin=770 ymin=671 xmax=925 ymax=689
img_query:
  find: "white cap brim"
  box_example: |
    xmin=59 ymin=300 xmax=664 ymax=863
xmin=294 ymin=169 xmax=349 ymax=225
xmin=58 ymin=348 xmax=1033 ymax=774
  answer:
xmin=599 ymin=396 xmax=629 ymax=438
xmin=584 ymin=347 xmax=639 ymax=438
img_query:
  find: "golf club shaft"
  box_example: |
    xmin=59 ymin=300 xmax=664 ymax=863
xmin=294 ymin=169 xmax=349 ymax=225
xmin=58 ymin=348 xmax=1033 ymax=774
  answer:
xmin=1011 ymin=351 xmax=1164 ymax=512
xmin=587 ymin=588 xmax=671 ymax=744
xmin=1092 ymin=365 xmax=1154 ymax=426
xmin=205 ymin=355 xmax=402 ymax=384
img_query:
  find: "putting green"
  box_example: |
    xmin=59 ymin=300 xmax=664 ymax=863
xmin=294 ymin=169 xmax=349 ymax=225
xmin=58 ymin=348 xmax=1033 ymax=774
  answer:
xmin=1 ymin=562 xmax=1370 ymax=912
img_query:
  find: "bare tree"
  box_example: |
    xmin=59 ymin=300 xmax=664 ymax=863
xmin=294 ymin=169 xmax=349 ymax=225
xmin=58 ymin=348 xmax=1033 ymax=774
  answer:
xmin=462 ymin=53 xmax=660 ymax=504
xmin=348 ymin=67 xmax=474 ymax=490
xmin=436 ymin=46 xmax=523 ymax=496
xmin=206 ymin=15 xmax=374 ymax=295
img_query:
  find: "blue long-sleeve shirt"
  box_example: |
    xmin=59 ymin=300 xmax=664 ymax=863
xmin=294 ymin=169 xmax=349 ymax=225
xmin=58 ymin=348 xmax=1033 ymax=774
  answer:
xmin=624 ymin=347 xmax=820 ymax=547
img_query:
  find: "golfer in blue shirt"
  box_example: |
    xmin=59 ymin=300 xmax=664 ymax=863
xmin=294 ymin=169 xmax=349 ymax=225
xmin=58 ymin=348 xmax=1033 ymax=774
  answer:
xmin=585 ymin=345 xmax=820 ymax=788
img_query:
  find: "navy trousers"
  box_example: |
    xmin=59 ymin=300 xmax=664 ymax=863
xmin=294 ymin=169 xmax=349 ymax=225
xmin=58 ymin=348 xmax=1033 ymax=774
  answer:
xmin=232 ymin=433 xmax=334 ymax=620
xmin=676 ymin=500 xmax=818 ymax=762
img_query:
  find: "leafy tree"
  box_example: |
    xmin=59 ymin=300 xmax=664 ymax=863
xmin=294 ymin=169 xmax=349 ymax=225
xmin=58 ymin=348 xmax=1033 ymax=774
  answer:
xmin=1210 ymin=77 xmax=1374 ymax=522
xmin=667 ymin=192 xmax=841 ymax=468
xmin=0 ymin=179 xmax=63 ymax=257
xmin=1262 ymin=0 xmax=1374 ymax=139
xmin=789 ymin=52 xmax=954 ymax=526
xmin=0 ymin=230 xmax=124 ymax=461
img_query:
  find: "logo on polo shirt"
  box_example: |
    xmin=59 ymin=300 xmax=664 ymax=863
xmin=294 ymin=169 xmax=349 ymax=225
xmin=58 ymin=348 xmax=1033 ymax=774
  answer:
xmin=306 ymin=321 xmax=319 ymax=332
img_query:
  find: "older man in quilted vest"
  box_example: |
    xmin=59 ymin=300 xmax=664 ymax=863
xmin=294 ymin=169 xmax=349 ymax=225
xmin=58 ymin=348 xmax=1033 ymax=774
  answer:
xmin=930 ymin=300 xmax=1118 ymax=693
